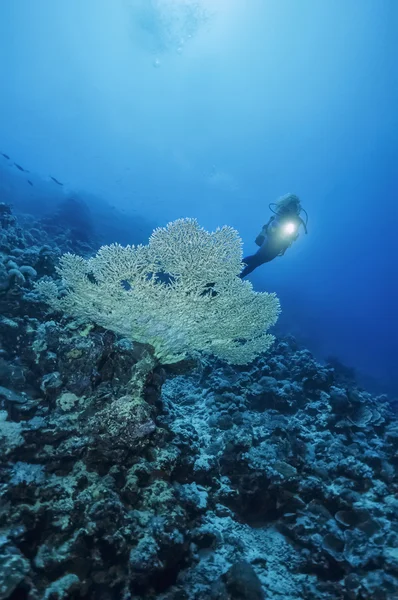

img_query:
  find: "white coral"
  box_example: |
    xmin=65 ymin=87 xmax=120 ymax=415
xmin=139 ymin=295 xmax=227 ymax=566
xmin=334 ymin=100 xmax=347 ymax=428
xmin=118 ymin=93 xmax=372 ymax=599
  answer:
xmin=0 ymin=411 xmax=24 ymax=452
xmin=36 ymin=218 xmax=280 ymax=364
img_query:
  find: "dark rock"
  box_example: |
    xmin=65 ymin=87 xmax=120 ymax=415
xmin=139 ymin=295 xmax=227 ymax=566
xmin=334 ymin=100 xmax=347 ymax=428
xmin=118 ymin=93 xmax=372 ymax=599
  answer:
xmin=222 ymin=561 xmax=265 ymax=600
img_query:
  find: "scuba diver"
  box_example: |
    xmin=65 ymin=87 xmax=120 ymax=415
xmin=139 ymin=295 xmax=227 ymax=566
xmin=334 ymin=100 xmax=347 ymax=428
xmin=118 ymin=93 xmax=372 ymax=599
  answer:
xmin=240 ymin=193 xmax=308 ymax=278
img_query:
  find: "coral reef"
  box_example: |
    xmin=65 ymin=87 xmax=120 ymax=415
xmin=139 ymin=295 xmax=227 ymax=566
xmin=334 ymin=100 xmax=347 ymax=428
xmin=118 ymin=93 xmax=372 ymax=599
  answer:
xmin=0 ymin=204 xmax=397 ymax=600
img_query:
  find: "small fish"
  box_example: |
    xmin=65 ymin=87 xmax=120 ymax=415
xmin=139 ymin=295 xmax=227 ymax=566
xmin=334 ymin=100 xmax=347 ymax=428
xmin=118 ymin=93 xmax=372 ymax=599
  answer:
xmin=27 ymin=180 xmax=33 ymax=186
xmin=1 ymin=153 xmax=10 ymax=159
xmin=50 ymin=176 xmax=63 ymax=186
xmin=14 ymin=162 xmax=29 ymax=173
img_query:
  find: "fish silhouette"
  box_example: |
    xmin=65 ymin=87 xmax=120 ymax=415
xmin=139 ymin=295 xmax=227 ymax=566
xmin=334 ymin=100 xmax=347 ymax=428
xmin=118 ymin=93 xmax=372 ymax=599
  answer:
xmin=50 ymin=176 xmax=63 ymax=186
xmin=14 ymin=163 xmax=29 ymax=173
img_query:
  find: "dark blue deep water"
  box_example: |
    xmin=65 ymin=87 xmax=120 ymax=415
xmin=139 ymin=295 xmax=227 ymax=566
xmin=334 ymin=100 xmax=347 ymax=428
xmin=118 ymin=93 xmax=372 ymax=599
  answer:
xmin=0 ymin=2 xmax=397 ymax=599
xmin=1 ymin=0 xmax=396 ymax=394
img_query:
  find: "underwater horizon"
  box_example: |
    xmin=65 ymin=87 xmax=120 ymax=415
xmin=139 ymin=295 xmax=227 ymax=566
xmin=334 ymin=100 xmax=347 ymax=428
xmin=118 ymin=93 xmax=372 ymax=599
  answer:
xmin=0 ymin=1 xmax=397 ymax=599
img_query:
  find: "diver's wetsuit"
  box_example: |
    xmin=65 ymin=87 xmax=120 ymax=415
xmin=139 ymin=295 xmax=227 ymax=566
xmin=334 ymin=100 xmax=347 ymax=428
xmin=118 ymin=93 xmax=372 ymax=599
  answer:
xmin=240 ymin=213 xmax=303 ymax=278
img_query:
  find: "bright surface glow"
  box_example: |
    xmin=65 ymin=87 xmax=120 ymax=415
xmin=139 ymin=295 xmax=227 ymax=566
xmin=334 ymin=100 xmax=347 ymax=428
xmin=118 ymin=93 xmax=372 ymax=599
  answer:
xmin=283 ymin=222 xmax=296 ymax=236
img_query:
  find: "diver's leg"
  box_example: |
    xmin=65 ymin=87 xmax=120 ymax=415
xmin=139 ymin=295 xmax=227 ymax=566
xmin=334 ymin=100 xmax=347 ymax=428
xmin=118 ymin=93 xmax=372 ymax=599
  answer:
xmin=240 ymin=254 xmax=262 ymax=278
xmin=240 ymin=243 xmax=274 ymax=278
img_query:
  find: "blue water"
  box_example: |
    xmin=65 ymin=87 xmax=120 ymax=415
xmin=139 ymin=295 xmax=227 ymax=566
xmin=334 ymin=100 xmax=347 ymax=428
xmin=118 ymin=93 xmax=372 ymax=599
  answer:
xmin=0 ymin=0 xmax=397 ymax=395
